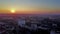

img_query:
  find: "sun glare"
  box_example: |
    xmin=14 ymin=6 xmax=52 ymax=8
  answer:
xmin=10 ymin=9 xmax=15 ymax=13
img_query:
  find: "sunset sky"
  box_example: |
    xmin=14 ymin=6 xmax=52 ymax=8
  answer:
xmin=0 ymin=0 xmax=60 ymax=14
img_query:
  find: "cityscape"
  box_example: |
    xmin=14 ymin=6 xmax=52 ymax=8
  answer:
xmin=0 ymin=0 xmax=60 ymax=34
xmin=0 ymin=14 xmax=60 ymax=34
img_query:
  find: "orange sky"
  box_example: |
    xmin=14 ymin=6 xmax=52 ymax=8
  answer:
xmin=0 ymin=0 xmax=60 ymax=14
xmin=0 ymin=9 xmax=60 ymax=14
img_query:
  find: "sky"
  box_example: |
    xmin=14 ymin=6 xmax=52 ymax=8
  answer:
xmin=0 ymin=0 xmax=60 ymax=14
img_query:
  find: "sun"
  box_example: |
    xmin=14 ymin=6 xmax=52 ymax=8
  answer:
xmin=10 ymin=9 xmax=15 ymax=13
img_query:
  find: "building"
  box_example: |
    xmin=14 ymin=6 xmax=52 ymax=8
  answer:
xmin=18 ymin=19 xmax=25 ymax=27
